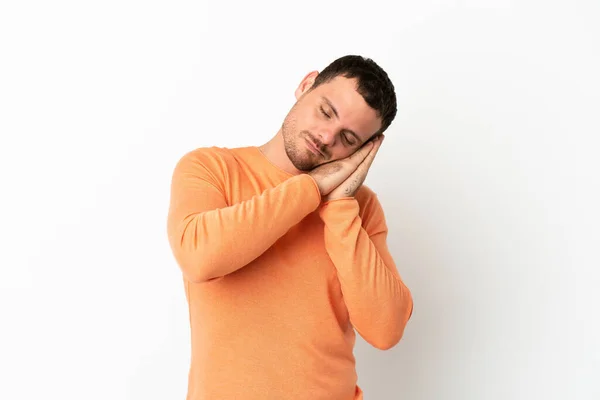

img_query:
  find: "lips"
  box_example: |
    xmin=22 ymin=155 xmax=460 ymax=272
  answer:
xmin=305 ymin=138 xmax=322 ymax=156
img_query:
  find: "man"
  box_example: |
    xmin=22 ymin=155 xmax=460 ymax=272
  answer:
xmin=167 ymin=55 xmax=413 ymax=400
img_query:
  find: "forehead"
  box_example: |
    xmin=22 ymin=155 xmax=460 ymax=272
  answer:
xmin=311 ymin=76 xmax=382 ymax=138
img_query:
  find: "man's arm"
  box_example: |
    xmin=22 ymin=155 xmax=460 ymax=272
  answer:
xmin=167 ymin=150 xmax=321 ymax=283
xmin=318 ymin=191 xmax=413 ymax=350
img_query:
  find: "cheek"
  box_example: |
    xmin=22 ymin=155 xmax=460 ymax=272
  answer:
xmin=299 ymin=106 xmax=319 ymax=126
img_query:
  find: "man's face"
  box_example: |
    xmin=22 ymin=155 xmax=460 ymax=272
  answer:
xmin=282 ymin=74 xmax=383 ymax=171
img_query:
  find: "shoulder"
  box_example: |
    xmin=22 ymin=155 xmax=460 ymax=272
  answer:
xmin=173 ymin=146 xmax=246 ymax=174
xmin=169 ymin=147 xmax=248 ymax=188
xmin=176 ymin=146 xmax=238 ymax=166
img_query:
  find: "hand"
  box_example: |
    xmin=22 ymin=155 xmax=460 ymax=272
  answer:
xmin=308 ymin=134 xmax=384 ymax=199
xmin=323 ymin=134 xmax=384 ymax=202
xmin=308 ymin=136 xmax=377 ymax=196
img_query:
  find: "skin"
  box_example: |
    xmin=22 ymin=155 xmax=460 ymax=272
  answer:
xmin=259 ymin=71 xmax=385 ymax=201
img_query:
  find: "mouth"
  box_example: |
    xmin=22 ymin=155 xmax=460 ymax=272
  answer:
xmin=305 ymin=138 xmax=323 ymax=157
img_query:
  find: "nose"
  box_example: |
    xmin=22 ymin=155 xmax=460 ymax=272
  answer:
xmin=317 ymin=128 xmax=336 ymax=146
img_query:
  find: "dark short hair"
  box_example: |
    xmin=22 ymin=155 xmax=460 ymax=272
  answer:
xmin=311 ymin=55 xmax=397 ymax=135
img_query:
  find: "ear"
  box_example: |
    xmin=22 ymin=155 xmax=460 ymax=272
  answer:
xmin=294 ymin=70 xmax=319 ymax=100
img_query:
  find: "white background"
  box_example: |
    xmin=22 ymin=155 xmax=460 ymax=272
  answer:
xmin=1 ymin=1 xmax=599 ymax=399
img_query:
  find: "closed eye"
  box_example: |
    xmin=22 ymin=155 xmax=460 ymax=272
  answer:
xmin=320 ymin=105 xmax=356 ymax=146
xmin=342 ymin=134 xmax=355 ymax=146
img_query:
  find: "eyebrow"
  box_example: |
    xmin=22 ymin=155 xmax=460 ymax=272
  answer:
xmin=322 ymin=96 xmax=362 ymax=144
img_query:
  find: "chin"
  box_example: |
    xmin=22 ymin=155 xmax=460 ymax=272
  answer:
xmin=290 ymin=154 xmax=316 ymax=171
xmin=285 ymin=144 xmax=318 ymax=171
xmin=282 ymin=128 xmax=321 ymax=171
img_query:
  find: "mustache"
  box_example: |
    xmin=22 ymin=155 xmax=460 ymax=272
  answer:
xmin=303 ymin=131 xmax=329 ymax=157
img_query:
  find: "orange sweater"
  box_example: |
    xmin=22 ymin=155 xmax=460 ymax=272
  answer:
xmin=167 ymin=146 xmax=413 ymax=400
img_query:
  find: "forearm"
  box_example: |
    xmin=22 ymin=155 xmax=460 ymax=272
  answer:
xmin=167 ymin=153 xmax=321 ymax=282
xmin=319 ymin=199 xmax=413 ymax=350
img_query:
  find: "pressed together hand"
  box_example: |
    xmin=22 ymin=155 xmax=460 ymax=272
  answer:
xmin=308 ymin=134 xmax=384 ymax=202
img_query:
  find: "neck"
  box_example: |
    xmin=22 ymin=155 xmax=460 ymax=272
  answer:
xmin=258 ymin=130 xmax=303 ymax=175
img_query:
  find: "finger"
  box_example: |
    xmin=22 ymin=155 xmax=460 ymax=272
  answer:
xmin=359 ymin=135 xmax=383 ymax=170
xmin=345 ymin=136 xmax=380 ymax=172
xmin=344 ymin=136 xmax=383 ymax=186
xmin=342 ymin=134 xmax=383 ymax=171
xmin=340 ymin=154 xmax=373 ymax=193
xmin=350 ymin=140 xmax=374 ymax=162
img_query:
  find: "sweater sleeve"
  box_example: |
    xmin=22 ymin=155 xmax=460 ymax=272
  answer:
xmin=167 ymin=150 xmax=321 ymax=283
xmin=318 ymin=192 xmax=413 ymax=350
